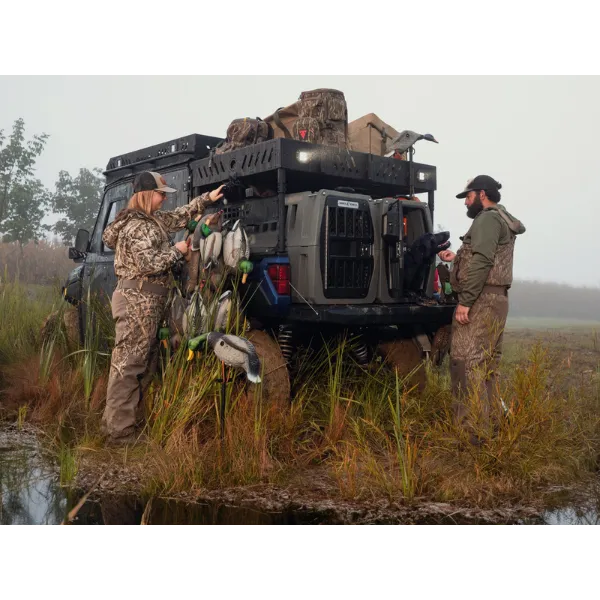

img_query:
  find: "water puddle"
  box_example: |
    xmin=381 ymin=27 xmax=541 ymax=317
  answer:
xmin=71 ymin=496 xmax=326 ymax=525
xmin=543 ymin=506 xmax=599 ymax=525
xmin=0 ymin=426 xmax=67 ymax=525
xmin=1 ymin=425 xmax=598 ymax=525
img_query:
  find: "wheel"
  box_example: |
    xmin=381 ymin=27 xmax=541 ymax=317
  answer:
xmin=377 ymin=337 xmax=426 ymax=391
xmin=40 ymin=305 xmax=80 ymax=351
xmin=63 ymin=305 xmax=81 ymax=349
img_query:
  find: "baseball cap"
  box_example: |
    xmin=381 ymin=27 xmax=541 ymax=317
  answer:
xmin=456 ymin=175 xmax=502 ymax=199
xmin=133 ymin=171 xmax=177 ymax=194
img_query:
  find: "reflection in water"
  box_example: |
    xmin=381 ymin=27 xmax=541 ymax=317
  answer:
xmin=543 ymin=505 xmax=600 ymax=525
xmin=73 ymin=496 xmax=325 ymax=525
xmin=0 ymin=425 xmax=324 ymax=525
xmin=1 ymin=425 xmax=599 ymax=525
xmin=0 ymin=426 xmax=68 ymax=525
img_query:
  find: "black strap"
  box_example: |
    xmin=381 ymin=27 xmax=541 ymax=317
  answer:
xmin=208 ymin=143 xmax=222 ymax=167
xmin=253 ymin=117 xmax=260 ymax=144
xmin=252 ymin=117 xmax=274 ymax=143
xmin=265 ymin=120 xmax=274 ymax=140
xmin=344 ymin=106 xmax=348 ymax=145
xmin=272 ymin=109 xmax=292 ymax=139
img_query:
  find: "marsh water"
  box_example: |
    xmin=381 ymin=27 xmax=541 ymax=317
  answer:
xmin=1 ymin=425 xmax=598 ymax=525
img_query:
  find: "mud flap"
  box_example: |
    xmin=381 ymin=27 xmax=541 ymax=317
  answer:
xmin=411 ymin=326 xmax=431 ymax=359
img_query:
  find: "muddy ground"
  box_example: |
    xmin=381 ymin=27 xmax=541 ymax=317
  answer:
xmin=70 ymin=448 xmax=599 ymax=525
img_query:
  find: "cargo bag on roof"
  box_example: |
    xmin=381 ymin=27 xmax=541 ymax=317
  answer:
xmin=264 ymin=88 xmax=349 ymax=148
xmin=348 ymin=113 xmax=400 ymax=156
xmin=215 ymin=117 xmax=273 ymax=155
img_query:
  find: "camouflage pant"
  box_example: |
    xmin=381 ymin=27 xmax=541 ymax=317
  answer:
xmin=102 ymin=289 xmax=168 ymax=439
xmin=450 ymin=291 xmax=509 ymax=426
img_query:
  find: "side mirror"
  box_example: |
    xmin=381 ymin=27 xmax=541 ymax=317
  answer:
xmin=75 ymin=229 xmax=90 ymax=252
xmin=69 ymin=229 xmax=90 ymax=260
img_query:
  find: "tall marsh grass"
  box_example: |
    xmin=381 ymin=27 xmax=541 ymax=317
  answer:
xmin=0 ymin=275 xmax=57 ymax=366
xmin=1 ymin=272 xmax=599 ymax=508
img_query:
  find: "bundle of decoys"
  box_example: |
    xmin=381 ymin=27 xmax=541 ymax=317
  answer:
xmin=161 ymin=208 xmax=261 ymax=387
xmin=182 ymin=211 xmax=254 ymax=292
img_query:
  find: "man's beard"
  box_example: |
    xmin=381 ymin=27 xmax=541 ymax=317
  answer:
xmin=467 ymin=197 xmax=483 ymax=219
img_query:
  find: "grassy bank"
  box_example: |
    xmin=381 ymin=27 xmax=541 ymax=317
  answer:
xmin=0 ymin=279 xmax=58 ymax=366
xmin=1 ymin=279 xmax=599 ymax=510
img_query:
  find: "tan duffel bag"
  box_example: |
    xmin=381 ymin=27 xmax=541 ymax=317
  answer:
xmin=348 ymin=113 xmax=400 ymax=155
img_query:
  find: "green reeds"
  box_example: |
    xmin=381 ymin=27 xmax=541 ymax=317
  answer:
xmin=59 ymin=444 xmax=78 ymax=487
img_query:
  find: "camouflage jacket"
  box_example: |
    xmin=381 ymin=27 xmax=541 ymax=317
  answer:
xmin=102 ymin=193 xmax=210 ymax=287
xmin=450 ymin=204 xmax=526 ymax=307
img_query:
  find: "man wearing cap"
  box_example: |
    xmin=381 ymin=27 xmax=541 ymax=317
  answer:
xmin=437 ymin=175 xmax=526 ymax=435
xmin=101 ymin=171 xmax=224 ymax=445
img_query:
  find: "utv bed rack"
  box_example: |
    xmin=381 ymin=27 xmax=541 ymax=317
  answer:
xmin=191 ymin=138 xmax=437 ymax=253
xmin=191 ymin=138 xmax=437 ymax=199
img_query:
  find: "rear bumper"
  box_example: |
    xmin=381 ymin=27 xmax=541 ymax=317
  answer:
xmin=284 ymin=302 xmax=455 ymax=326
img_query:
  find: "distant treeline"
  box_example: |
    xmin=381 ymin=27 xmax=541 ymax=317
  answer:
xmin=1 ymin=241 xmax=598 ymax=321
xmin=0 ymin=241 xmax=73 ymax=286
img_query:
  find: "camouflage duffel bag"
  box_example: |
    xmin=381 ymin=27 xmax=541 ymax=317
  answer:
xmin=297 ymin=88 xmax=348 ymax=148
xmin=215 ymin=117 xmax=274 ymax=154
xmin=264 ymin=89 xmax=349 ymax=148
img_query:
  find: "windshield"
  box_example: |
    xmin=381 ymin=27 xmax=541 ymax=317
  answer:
xmin=89 ymin=181 xmax=132 ymax=253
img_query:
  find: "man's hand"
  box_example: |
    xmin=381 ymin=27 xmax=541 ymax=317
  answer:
xmin=438 ymin=250 xmax=456 ymax=262
xmin=208 ymin=184 xmax=225 ymax=203
xmin=454 ymin=304 xmax=470 ymax=325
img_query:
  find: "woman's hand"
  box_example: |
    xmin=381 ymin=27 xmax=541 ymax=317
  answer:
xmin=208 ymin=184 xmax=225 ymax=203
xmin=175 ymin=241 xmax=189 ymax=256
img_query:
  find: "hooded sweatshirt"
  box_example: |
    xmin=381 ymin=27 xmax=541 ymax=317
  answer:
xmin=450 ymin=203 xmax=526 ymax=307
xmin=102 ymin=192 xmax=210 ymax=288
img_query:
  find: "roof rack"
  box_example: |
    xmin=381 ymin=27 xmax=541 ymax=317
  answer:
xmin=104 ymin=134 xmax=223 ymax=184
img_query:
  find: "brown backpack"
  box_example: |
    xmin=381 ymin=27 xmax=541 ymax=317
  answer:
xmin=265 ymin=88 xmax=349 ymax=148
xmin=215 ymin=117 xmax=274 ymax=155
xmin=347 ymin=113 xmax=400 ymax=155
xmin=265 ymin=101 xmax=300 ymax=139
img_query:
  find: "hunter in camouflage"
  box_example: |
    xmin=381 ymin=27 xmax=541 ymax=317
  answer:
xmin=101 ymin=170 xmax=224 ymax=443
xmin=439 ymin=175 xmax=526 ymax=436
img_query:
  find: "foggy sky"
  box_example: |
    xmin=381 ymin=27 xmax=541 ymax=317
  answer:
xmin=1 ymin=76 xmax=598 ymax=287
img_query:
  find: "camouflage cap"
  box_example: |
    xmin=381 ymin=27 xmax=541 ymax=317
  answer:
xmin=133 ymin=171 xmax=176 ymax=194
xmin=456 ymin=175 xmax=501 ymax=199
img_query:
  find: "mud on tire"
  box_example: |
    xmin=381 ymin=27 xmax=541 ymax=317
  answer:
xmin=245 ymin=329 xmax=290 ymax=404
xmin=377 ymin=337 xmax=427 ymax=391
